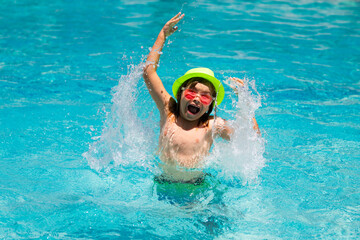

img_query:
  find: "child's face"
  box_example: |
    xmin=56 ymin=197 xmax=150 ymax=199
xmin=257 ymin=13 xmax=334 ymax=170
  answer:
xmin=179 ymin=82 xmax=214 ymax=121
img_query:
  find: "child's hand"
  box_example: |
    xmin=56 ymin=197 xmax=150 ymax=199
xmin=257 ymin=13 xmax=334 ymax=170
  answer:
xmin=162 ymin=12 xmax=185 ymax=38
xmin=229 ymin=77 xmax=244 ymax=87
xmin=229 ymin=77 xmax=245 ymax=94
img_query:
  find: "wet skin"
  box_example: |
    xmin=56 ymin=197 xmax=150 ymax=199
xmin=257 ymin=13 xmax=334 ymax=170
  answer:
xmin=158 ymin=82 xmax=215 ymax=180
xmin=179 ymin=83 xmax=213 ymax=123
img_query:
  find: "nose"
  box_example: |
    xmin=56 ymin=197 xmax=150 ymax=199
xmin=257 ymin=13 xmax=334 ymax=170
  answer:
xmin=193 ymin=97 xmax=201 ymax=104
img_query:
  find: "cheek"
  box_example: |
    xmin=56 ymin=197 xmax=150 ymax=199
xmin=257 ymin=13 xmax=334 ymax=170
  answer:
xmin=179 ymin=97 xmax=186 ymax=105
xmin=179 ymin=98 xmax=188 ymax=110
xmin=201 ymin=105 xmax=210 ymax=114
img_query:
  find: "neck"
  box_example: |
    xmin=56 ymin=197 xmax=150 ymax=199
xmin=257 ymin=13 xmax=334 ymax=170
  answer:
xmin=176 ymin=115 xmax=200 ymax=130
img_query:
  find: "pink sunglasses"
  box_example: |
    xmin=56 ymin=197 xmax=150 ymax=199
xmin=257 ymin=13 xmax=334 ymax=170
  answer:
xmin=182 ymin=88 xmax=214 ymax=105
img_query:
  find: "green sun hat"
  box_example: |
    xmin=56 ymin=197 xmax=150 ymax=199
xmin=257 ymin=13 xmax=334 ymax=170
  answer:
xmin=172 ymin=68 xmax=225 ymax=105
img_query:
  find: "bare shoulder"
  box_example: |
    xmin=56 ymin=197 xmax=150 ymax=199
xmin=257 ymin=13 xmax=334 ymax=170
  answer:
xmin=209 ymin=116 xmax=226 ymax=129
xmin=160 ymin=97 xmax=177 ymax=126
xmin=209 ymin=117 xmax=232 ymax=141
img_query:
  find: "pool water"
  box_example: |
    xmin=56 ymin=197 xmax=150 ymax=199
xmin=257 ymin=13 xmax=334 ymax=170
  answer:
xmin=1 ymin=0 xmax=359 ymax=239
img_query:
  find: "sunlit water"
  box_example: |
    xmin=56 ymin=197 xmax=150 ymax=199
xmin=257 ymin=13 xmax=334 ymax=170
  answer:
xmin=1 ymin=0 xmax=359 ymax=239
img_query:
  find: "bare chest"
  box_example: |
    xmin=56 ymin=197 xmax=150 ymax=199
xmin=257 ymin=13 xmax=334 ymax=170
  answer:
xmin=161 ymin=120 xmax=212 ymax=156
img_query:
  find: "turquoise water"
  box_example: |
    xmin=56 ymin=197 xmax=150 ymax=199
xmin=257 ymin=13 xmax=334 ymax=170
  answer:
xmin=1 ymin=0 xmax=359 ymax=239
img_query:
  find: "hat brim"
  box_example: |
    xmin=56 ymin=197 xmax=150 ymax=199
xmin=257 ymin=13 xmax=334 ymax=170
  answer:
xmin=172 ymin=73 xmax=225 ymax=105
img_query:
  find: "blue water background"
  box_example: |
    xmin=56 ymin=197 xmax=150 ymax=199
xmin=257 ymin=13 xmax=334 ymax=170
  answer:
xmin=1 ymin=0 xmax=359 ymax=239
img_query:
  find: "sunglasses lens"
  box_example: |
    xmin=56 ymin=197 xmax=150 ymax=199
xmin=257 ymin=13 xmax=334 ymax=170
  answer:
xmin=183 ymin=89 xmax=213 ymax=105
xmin=200 ymin=95 xmax=212 ymax=105
xmin=184 ymin=89 xmax=196 ymax=99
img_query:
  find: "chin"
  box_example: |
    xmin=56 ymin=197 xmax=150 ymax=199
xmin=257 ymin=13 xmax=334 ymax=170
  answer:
xmin=182 ymin=113 xmax=199 ymax=121
xmin=184 ymin=110 xmax=207 ymax=122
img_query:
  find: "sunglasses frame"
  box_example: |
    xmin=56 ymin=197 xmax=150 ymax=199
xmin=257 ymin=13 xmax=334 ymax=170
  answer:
xmin=181 ymin=87 xmax=215 ymax=106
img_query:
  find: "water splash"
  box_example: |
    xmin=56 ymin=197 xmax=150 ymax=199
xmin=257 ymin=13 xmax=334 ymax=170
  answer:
xmin=83 ymin=63 xmax=265 ymax=183
xmin=209 ymin=77 xmax=266 ymax=184
xmin=83 ymin=62 xmax=157 ymax=173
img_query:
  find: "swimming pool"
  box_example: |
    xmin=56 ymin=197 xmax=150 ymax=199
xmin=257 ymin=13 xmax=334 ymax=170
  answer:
xmin=1 ymin=0 xmax=359 ymax=239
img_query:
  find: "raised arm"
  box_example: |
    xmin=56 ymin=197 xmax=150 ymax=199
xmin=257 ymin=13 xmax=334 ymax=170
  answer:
xmin=212 ymin=117 xmax=233 ymax=141
xmin=229 ymin=77 xmax=260 ymax=134
xmin=143 ymin=13 xmax=185 ymax=115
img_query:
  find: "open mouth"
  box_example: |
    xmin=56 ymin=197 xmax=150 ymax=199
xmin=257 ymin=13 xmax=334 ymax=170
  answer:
xmin=187 ymin=104 xmax=200 ymax=115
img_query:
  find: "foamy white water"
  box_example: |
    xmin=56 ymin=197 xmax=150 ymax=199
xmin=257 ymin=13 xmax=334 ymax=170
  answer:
xmin=209 ymin=77 xmax=266 ymax=184
xmin=84 ymin=63 xmax=265 ymax=183
xmin=83 ymin=63 xmax=157 ymax=173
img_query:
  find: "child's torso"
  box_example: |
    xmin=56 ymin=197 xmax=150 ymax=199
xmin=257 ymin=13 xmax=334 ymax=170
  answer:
xmin=159 ymin=114 xmax=213 ymax=169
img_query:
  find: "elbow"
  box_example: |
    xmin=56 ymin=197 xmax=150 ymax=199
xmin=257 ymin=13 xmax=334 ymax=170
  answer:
xmin=143 ymin=65 xmax=152 ymax=80
xmin=220 ymin=125 xmax=233 ymax=141
xmin=142 ymin=69 xmax=153 ymax=89
xmin=142 ymin=70 xmax=148 ymax=80
xmin=143 ymin=62 xmax=156 ymax=74
xmin=143 ymin=66 xmax=155 ymax=81
xmin=142 ymin=64 xmax=149 ymax=78
xmin=224 ymin=128 xmax=233 ymax=141
xmin=223 ymin=134 xmax=231 ymax=141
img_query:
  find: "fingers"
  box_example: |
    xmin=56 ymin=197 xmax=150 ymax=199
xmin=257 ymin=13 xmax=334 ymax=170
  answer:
xmin=163 ymin=13 xmax=184 ymax=37
xmin=169 ymin=12 xmax=185 ymax=25
xmin=229 ymin=77 xmax=244 ymax=86
xmin=177 ymin=13 xmax=185 ymax=21
xmin=171 ymin=12 xmax=181 ymax=20
xmin=171 ymin=12 xmax=184 ymax=21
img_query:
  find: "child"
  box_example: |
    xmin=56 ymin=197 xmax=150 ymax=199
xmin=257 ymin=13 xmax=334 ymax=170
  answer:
xmin=143 ymin=13 xmax=259 ymax=184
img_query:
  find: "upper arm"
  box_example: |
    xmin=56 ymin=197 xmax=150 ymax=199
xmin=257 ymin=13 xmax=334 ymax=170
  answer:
xmin=211 ymin=117 xmax=260 ymax=140
xmin=211 ymin=117 xmax=233 ymax=141
xmin=143 ymin=66 xmax=172 ymax=115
